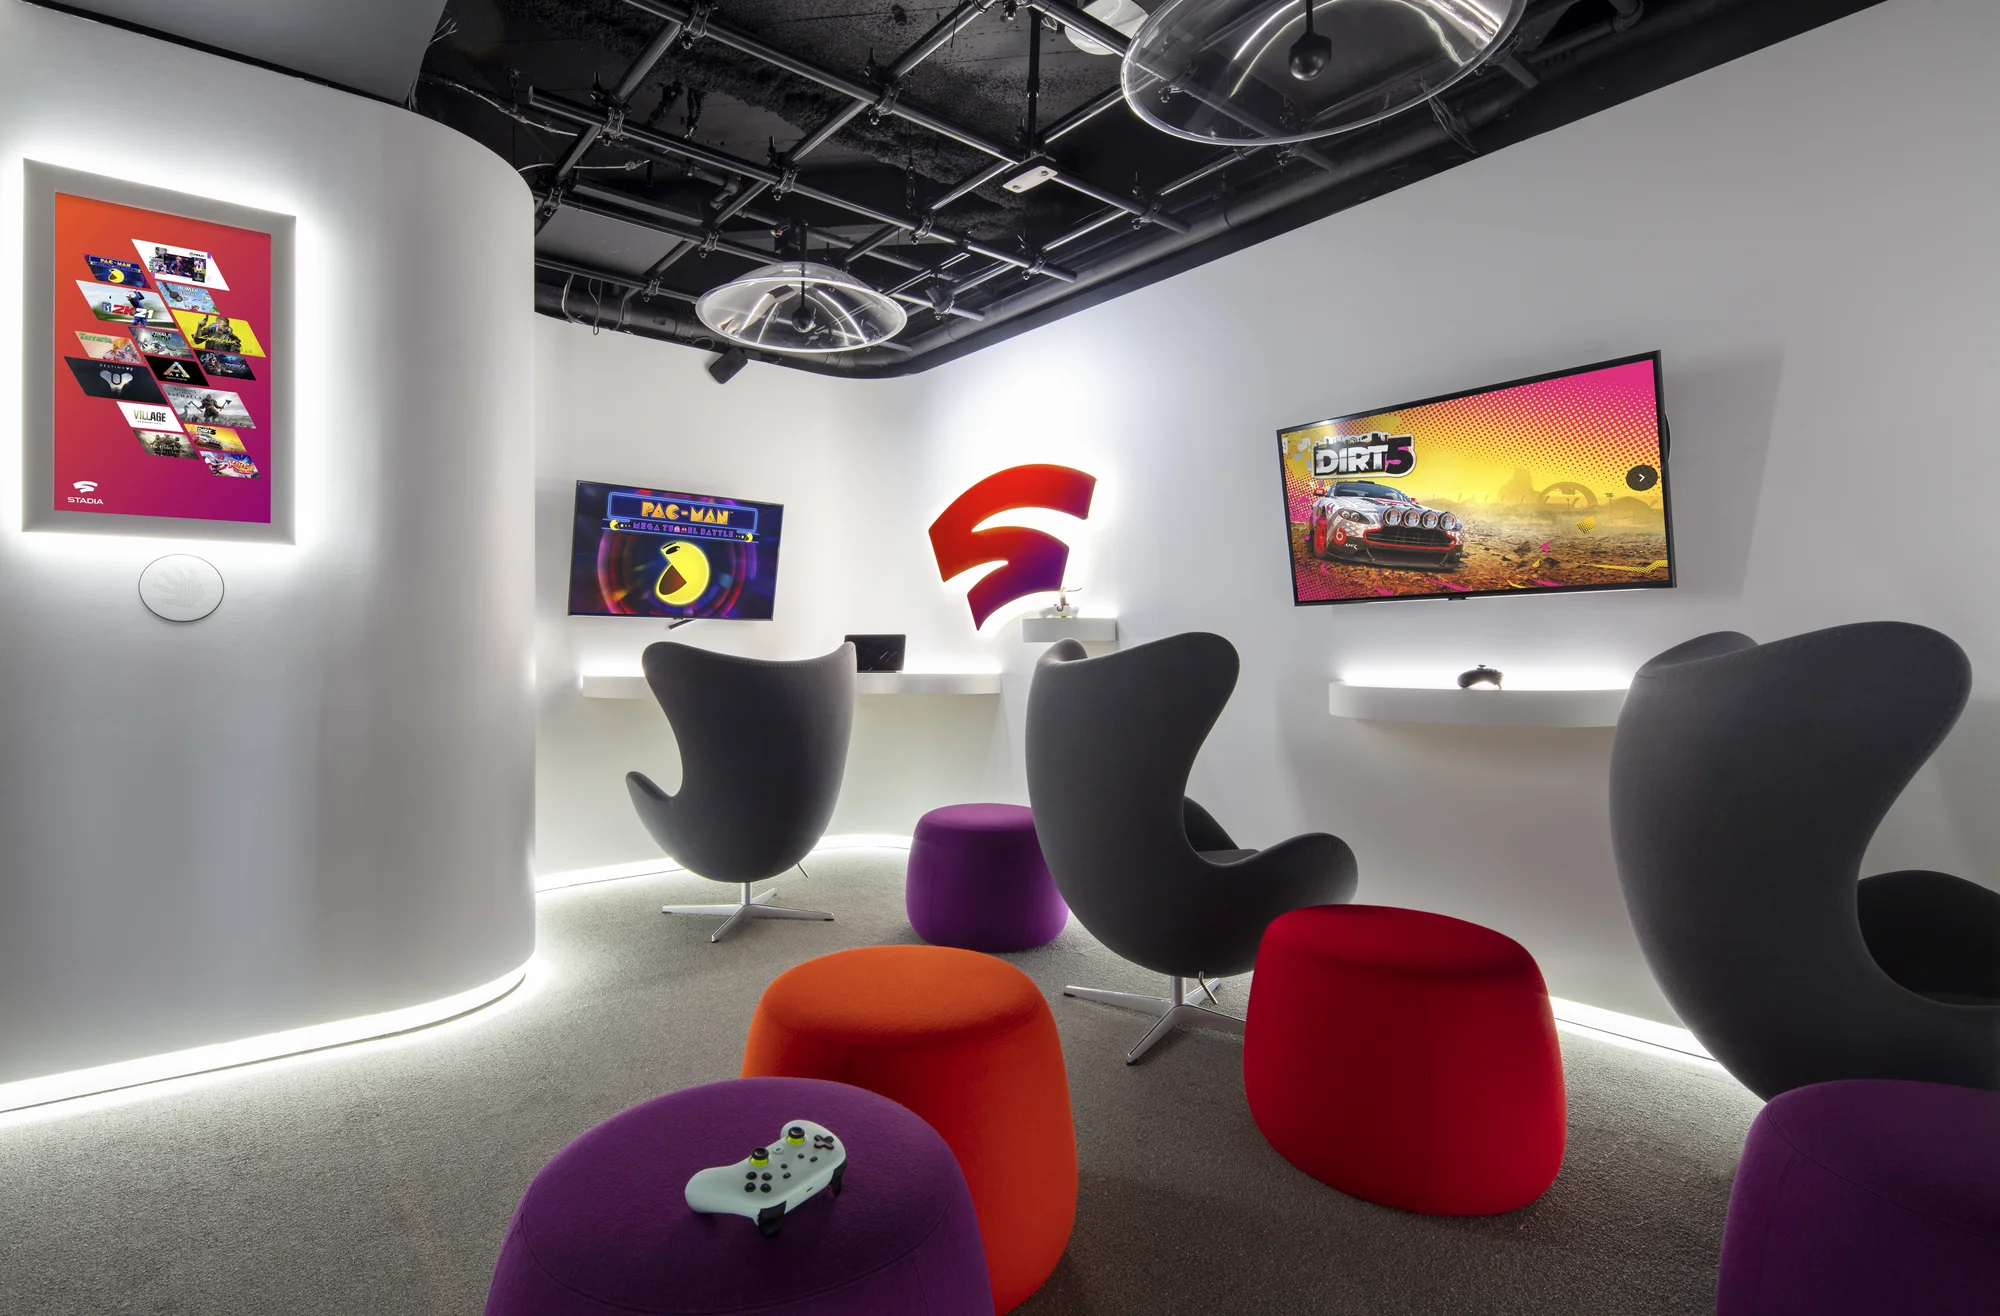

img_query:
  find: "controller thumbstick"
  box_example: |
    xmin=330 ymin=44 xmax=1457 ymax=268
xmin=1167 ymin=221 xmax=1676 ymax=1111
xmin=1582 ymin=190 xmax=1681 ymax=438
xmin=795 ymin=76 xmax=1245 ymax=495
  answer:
xmin=787 ymin=1126 xmax=805 ymax=1144
xmin=750 ymin=1148 xmax=769 ymax=1165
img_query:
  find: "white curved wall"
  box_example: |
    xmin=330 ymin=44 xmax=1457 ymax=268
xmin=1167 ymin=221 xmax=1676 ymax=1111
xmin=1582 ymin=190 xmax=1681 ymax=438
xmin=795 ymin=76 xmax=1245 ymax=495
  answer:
xmin=0 ymin=1 xmax=536 ymax=1085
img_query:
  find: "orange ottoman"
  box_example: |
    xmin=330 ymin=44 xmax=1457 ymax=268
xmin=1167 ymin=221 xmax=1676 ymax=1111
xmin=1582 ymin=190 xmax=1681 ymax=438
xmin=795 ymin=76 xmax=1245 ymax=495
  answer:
xmin=742 ymin=946 xmax=1076 ymax=1313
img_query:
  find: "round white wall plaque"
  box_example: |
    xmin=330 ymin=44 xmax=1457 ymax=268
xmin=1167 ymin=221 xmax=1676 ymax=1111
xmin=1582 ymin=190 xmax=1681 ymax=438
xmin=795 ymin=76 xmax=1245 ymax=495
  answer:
xmin=139 ymin=555 xmax=225 ymax=622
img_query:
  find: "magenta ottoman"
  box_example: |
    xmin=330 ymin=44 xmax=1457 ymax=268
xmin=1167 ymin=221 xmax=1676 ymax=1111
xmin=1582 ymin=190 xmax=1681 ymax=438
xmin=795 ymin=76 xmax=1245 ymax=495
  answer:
xmin=1717 ymin=1079 xmax=2000 ymax=1315
xmin=906 ymin=804 xmax=1068 ymax=953
xmin=486 ymin=1077 xmax=993 ymax=1315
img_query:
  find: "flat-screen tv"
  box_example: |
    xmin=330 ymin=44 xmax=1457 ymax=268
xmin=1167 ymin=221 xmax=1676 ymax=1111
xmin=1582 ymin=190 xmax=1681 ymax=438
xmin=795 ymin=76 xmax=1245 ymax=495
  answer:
xmin=567 ymin=481 xmax=783 ymax=620
xmin=1277 ymin=352 xmax=1673 ymax=606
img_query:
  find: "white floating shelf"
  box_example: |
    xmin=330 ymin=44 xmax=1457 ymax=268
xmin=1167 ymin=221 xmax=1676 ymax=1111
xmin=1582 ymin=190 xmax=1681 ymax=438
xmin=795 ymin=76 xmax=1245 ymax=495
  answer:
xmin=1327 ymin=682 xmax=1626 ymax=728
xmin=579 ymin=674 xmax=652 ymax=701
xmin=579 ymin=671 xmax=1001 ymax=700
xmin=1020 ymin=617 xmax=1118 ymax=643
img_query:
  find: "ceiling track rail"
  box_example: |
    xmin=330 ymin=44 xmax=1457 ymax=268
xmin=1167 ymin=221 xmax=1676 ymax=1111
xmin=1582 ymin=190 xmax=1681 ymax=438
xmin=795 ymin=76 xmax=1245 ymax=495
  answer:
xmin=705 ymin=0 xmax=993 ymax=229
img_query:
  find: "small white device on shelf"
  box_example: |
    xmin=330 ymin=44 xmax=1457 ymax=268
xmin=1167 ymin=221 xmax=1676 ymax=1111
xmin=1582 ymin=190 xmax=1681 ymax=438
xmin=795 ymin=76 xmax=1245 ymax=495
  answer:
xmin=685 ymin=1119 xmax=846 ymax=1237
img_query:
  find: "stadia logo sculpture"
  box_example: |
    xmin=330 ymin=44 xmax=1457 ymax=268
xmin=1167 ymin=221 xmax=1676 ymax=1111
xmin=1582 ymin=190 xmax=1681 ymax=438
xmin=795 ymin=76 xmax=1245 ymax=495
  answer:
xmin=929 ymin=464 xmax=1096 ymax=627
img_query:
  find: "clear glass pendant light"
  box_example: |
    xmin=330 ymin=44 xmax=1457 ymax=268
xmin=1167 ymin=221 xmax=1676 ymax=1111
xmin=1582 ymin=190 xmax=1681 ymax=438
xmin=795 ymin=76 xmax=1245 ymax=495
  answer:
xmin=1120 ymin=0 xmax=1526 ymax=145
xmin=694 ymin=260 xmax=907 ymax=355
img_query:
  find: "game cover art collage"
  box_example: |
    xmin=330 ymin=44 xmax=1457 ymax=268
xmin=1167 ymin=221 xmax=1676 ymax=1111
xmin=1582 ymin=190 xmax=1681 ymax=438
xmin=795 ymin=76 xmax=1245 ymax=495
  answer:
xmin=66 ymin=235 xmax=262 ymax=482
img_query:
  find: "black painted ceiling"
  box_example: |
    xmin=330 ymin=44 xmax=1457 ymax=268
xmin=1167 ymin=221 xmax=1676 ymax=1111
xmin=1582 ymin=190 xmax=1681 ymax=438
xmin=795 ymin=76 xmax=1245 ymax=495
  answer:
xmin=414 ymin=0 xmax=1885 ymax=376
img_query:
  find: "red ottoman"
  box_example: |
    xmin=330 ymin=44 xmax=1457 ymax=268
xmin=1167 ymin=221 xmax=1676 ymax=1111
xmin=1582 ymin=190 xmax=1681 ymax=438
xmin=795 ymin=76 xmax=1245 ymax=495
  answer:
xmin=1244 ymin=905 xmax=1565 ymax=1215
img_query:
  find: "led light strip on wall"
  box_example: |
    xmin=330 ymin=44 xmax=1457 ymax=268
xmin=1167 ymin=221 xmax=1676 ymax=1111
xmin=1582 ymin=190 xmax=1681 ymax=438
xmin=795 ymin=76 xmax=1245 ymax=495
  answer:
xmin=0 ymin=960 xmax=533 ymax=1117
xmin=1548 ymin=997 xmax=1714 ymax=1063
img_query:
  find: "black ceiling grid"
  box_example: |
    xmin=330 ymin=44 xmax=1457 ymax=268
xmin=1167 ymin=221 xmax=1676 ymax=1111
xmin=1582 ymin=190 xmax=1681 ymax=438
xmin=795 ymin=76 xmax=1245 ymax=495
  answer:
xmin=414 ymin=0 xmax=1887 ymax=377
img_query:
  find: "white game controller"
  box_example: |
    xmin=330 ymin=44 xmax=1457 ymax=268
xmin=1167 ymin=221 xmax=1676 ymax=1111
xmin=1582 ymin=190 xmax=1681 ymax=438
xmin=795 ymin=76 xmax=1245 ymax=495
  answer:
xmin=685 ymin=1119 xmax=846 ymax=1236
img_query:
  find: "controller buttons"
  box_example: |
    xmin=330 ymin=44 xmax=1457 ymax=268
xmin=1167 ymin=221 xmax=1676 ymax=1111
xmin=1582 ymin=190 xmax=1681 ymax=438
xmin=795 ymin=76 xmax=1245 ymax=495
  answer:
xmin=746 ymin=1172 xmax=757 ymax=1180
xmin=759 ymin=1184 xmax=771 ymax=1193
xmin=809 ymin=1157 xmax=818 ymax=1163
xmin=742 ymin=1183 xmax=756 ymax=1194
xmin=761 ymin=1173 xmax=771 ymax=1181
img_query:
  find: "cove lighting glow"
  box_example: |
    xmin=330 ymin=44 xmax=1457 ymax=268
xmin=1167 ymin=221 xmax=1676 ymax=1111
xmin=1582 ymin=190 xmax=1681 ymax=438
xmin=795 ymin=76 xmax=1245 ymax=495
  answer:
xmin=1 ymin=836 xmax=1721 ymax=1121
xmin=0 ymin=958 xmax=532 ymax=1117
xmin=1548 ymin=997 xmax=1716 ymax=1065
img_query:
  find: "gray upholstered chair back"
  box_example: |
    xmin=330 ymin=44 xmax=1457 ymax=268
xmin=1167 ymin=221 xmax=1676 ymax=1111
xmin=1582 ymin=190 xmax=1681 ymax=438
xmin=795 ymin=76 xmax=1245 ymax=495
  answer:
xmin=626 ymin=641 xmax=855 ymax=884
xmin=1611 ymin=621 xmax=1998 ymax=1097
xmin=1028 ymin=632 xmax=1356 ymax=978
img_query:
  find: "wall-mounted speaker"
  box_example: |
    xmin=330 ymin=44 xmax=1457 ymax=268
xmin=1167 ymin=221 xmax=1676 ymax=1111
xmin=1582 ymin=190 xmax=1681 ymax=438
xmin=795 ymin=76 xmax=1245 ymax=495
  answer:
xmin=139 ymin=554 xmax=224 ymax=622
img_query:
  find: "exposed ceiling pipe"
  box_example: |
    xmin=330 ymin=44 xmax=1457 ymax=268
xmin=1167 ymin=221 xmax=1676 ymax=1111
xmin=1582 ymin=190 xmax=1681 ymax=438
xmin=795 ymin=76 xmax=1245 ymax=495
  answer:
xmin=537 ymin=14 xmax=684 ymax=229
xmin=526 ymin=88 xmax=1080 ymax=282
xmin=833 ymin=84 xmax=1137 ymax=273
xmin=551 ymin=188 xmax=989 ymax=323
xmin=708 ymin=1 xmax=992 ymax=228
xmin=614 ymin=0 xmax=1190 ymax=233
xmin=536 ymin=260 xmax=703 ymax=340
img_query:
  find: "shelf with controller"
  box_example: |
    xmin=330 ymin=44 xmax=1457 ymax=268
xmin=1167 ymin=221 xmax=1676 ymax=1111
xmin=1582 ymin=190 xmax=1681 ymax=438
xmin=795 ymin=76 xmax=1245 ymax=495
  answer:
xmin=1328 ymin=666 xmax=1627 ymax=728
xmin=580 ymin=670 xmax=1002 ymax=700
xmin=1020 ymin=617 xmax=1117 ymax=643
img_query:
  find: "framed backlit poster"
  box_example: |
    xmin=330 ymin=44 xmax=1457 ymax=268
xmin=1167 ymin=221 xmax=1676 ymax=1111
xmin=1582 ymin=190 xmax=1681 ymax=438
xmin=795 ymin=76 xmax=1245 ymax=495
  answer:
xmin=24 ymin=161 xmax=293 ymax=541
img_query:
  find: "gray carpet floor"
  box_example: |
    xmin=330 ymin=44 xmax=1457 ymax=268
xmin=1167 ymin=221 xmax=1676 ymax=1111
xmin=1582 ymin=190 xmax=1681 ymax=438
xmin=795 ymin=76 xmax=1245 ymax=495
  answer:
xmin=0 ymin=850 xmax=1762 ymax=1315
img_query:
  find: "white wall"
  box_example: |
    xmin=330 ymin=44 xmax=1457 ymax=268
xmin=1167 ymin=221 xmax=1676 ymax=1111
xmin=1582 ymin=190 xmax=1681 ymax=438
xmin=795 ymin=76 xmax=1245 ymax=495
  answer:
xmin=0 ymin=2 xmax=536 ymax=1083
xmin=535 ymin=0 xmax=1999 ymax=1022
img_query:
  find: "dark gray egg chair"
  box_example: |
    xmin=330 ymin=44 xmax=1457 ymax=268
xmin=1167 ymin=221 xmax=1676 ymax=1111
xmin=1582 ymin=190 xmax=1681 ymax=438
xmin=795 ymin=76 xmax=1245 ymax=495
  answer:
xmin=626 ymin=641 xmax=856 ymax=943
xmin=1027 ymin=633 xmax=1359 ymax=1062
xmin=1610 ymin=622 xmax=2000 ymax=1099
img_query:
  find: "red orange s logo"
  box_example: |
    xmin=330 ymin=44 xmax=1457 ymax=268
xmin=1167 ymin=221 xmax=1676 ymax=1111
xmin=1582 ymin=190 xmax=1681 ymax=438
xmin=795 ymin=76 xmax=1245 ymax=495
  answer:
xmin=929 ymin=465 xmax=1096 ymax=627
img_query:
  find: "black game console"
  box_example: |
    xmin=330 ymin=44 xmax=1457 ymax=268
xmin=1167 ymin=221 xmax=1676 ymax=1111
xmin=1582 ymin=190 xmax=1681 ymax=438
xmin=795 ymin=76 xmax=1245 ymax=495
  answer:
xmin=845 ymin=634 xmax=907 ymax=673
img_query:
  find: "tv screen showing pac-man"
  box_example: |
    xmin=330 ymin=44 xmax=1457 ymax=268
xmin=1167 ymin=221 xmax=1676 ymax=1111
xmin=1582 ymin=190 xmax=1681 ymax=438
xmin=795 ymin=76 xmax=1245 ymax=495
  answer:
xmin=1277 ymin=353 xmax=1674 ymax=606
xmin=567 ymin=481 xmax=783 ymax=620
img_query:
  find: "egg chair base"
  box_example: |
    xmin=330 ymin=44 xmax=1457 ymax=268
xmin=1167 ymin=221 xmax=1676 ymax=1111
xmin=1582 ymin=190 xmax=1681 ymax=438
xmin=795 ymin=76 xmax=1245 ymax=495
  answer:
xmin=1064 ymin=976 xmax=1242 ymax=1064
xmin=664 ymin=881 xmax=834 ymax=944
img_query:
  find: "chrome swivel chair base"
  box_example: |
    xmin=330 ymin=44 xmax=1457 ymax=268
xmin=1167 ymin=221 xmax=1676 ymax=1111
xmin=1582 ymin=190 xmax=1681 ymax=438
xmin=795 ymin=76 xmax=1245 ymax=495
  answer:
xmin=1063 ymin=975 xmax=1242 ymax=1064
xmin=664 ymin=880 xmax=833 ymax=943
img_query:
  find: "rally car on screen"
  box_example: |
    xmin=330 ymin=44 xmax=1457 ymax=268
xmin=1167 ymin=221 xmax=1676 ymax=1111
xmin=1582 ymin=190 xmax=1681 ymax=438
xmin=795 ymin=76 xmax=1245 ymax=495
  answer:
xmin=1306 ymin=480 xmax=1466 ymax=566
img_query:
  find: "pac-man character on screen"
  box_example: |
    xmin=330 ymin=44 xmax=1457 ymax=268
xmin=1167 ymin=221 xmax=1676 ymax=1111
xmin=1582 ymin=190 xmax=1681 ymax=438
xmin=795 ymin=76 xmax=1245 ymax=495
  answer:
xmin=655 ymin=540 xmax=712 ymax=608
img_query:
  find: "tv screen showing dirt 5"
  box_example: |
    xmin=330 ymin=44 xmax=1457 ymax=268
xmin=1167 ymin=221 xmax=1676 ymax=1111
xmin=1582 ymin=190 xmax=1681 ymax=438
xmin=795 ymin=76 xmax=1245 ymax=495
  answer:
xmin=1277 ymin=353 xmax=1674 ymax=606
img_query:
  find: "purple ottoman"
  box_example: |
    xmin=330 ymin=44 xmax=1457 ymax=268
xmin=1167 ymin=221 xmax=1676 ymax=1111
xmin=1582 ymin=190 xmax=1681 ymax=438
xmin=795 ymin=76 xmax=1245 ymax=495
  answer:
xmin=1717 ymin=1079 xmax=2000 ymax=1316
xmin=486 ymin=1077 xmax=994 ymax=1316
xmin=906 ymin=804 xmax=1067 ymax=953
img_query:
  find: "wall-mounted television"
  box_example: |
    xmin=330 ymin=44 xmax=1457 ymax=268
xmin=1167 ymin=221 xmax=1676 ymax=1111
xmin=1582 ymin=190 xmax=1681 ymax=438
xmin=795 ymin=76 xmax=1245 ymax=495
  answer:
xmin=1276 ymin=352 xmax=1674 ymax=606
xmin=567 ymin=481 xmax=783 ymax=620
